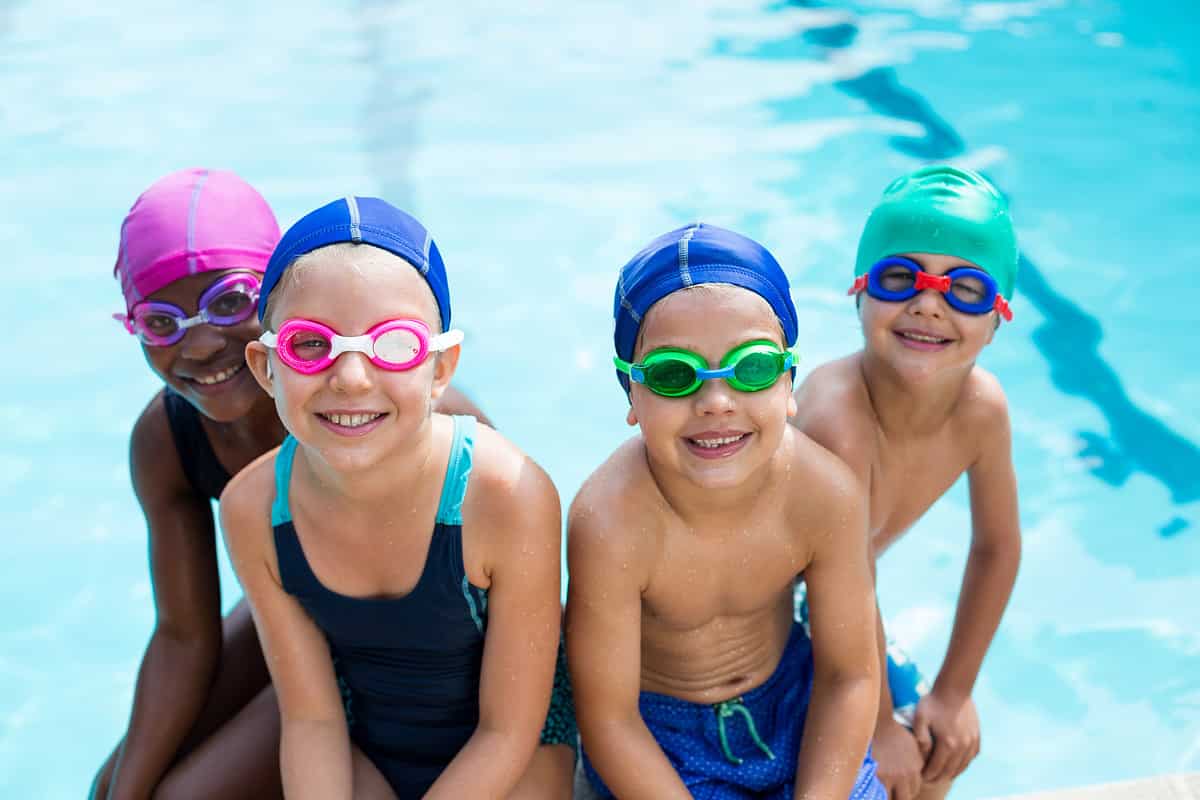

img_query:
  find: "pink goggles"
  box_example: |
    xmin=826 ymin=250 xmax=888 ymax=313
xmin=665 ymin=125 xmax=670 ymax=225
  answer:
xmin=114 ymin=271 xmax=261 ymax=347
xmin=260 ymin=318 xmax=464 ymax=375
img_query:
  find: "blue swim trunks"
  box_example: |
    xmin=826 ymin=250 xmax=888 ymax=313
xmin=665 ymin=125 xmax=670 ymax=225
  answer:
xmin=794 ymin=582 xmax=930 ymax=726
xmin=581 ymin=623 xmax=884 ymax=799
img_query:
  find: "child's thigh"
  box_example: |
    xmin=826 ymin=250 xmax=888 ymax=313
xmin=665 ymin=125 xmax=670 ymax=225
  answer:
xmin=351 ymin=746 xmax=398 ymax=800
xmin=151 ymin=686 xmax=281 ymax=800
xmin=507 ymin=743 xmax=575 ymax=800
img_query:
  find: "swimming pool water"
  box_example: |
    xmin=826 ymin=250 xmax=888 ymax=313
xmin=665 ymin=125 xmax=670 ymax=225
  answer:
xmin=1 ymin=1 xmax=1197 ymax=797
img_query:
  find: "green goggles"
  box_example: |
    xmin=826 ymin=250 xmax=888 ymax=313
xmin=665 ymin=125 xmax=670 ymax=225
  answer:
xmin=614 ymin=340 xmax=799 ymax=398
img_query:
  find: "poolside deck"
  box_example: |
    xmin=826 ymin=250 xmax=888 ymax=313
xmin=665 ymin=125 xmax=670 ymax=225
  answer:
xmin=990 ymin=773 xmax=1200 ymax=800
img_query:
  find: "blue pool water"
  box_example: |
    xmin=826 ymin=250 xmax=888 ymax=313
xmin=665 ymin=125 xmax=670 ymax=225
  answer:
xmin=2 ymin=1 xmax=1198 ymax=797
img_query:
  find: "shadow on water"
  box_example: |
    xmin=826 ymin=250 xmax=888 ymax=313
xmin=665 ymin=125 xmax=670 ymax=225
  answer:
xmin=766 ymin=2 xmax=1200 ymax=531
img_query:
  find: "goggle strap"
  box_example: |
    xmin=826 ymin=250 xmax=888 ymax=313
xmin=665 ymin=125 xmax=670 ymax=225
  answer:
xmin=994 ymin=294 xmax=1013 ymax=322
xmin=112 ymin=312 xmax=135 ymax=335
xmin=429 ymin=329 xmax=465 ymax=352
xmin=259 ymin=331 xmax=279 ymax=348
xmin=847 ymin=275 xmax=868 ymax=296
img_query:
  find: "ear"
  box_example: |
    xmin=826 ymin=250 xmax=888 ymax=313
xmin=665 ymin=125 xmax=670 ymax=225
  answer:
xmin=786 ymin=390 xmax=798 ymax=418
xmin=429 ymin=343 xmax=461 ymax=401
xmin=245 ymin=341 xmax=274 ymax=396
xmin=626 ymin=404 xmax=638 ymax=426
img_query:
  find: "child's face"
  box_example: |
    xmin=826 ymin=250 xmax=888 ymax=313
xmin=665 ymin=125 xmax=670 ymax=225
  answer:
xmin=140 ymin=270 xmax=265 ymax=422
xmin=245 ymin=245 xmax=457 ymax=473
xmin=627 ymin=285 xmax=797 ymax=491
xmin=859 ymin=252 xmax=997 ymax=381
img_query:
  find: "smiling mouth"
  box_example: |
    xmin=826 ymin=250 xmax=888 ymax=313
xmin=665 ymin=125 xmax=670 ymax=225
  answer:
xmin=187 ymin=362 xmax=245 ymax=385
xmin=687 ymin=433 xmax=750 ymax=449
xmin=896 ymin=331 xmax=952 ymax=345
xmin=317 ymin=412 xmax=386 ymax=428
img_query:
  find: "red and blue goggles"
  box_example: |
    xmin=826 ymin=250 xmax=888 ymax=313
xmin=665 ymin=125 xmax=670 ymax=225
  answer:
xmin=847 ymin=257 xmax=1012 ymax=322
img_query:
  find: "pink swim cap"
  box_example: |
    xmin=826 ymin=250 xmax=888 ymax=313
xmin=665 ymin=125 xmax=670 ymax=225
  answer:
xmin=114 ymin=168 xmax=281 ymax=311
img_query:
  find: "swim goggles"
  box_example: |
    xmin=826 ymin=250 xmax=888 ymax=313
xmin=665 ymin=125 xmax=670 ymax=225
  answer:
xmin=114 ymin=272 xmax=262 ymax=346
xmin=260 ymin=318 xmax=464 ymax=375
xmin=614 ymin=339 xmax=799 ymax=398
xmin=847 ymin=256 xmax=1013 ymax=321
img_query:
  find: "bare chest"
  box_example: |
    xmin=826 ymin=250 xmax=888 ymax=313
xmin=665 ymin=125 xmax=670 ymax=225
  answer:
xmin=870 ymin=434 xmax=975 ymax=551
xmin=643 ymin=519 xmax=808 ymax=630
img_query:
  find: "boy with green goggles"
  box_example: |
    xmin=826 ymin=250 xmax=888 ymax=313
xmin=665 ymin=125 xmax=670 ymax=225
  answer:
xmin=614 ymin=339 xmax=800 ymax=397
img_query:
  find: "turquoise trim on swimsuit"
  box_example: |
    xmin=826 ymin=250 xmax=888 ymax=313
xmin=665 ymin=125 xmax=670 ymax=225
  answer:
xmin=436 ymin=415 xmax=476 ymax=526
xmin=272 ymin=435 xmax=299 ymax=526
xmin=462 ymin=575 xmax=485 ymax=635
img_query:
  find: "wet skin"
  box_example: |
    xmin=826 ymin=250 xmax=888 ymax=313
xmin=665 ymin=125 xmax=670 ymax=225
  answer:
xmin=793 ymin=252 xmax=1021 ymax=799
xmin=567 ymin=284 xmax=879 ymax=799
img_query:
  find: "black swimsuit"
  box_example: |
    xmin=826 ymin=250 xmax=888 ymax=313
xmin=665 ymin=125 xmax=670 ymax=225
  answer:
xmin=162 ymin=389 xmax=231 ymax=500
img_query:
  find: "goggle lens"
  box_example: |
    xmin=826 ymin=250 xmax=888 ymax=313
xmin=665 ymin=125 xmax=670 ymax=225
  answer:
xmin=374 ymin=327 xmax=422 ymax=365
xmin=731 ymin=351 xmax=782 ymax=389
xmin=645 ymin=358 xmax=699 ymax=396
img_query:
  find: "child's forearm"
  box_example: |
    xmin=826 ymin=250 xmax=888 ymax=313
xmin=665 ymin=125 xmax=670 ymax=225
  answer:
xmin=873 ymin=599 xmax=895 ymax=729
xmin=423 ymin=724 xmax=538 ymax=799
xmin=794 ymin=670 xmax=878 ymax=797
xmin=935 ymin=538 xmax=1020 ymax=696
xmin=280 ymin=719 xmax=353 ymax=800
xmin=582 ymin=715 xmax=694 ymax=800
xmin=108 ymin=626 xmax=219 ymax=800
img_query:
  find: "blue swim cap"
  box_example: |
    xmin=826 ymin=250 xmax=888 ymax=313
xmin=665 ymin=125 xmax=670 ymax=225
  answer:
xmin=613 ymin=223 xmax=798 ymax=392
xmin=258 ymin=196 xmax=451 ymax=331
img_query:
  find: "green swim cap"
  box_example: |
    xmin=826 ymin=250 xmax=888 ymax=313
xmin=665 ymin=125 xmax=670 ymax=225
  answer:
xmin=854 ymin=165 xmax=1019 ymax=299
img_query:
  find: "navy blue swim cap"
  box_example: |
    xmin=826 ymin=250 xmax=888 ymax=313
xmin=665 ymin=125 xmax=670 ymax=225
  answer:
xmin=258 ymin=196 xmax=451 ymax=331
xmin=613 ymin=223 xmax=798 ymax=392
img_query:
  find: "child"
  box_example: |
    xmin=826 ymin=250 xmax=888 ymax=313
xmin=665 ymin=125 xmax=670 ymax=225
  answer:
xmin=220 ymin=197 xmax=575 ymax=799
xmin=93 ymin=170 xmax=489 ymax=800
xmin=792 ymin=166 xmax=1022 ymax=800
xmin=567 ymin=223 xmax=884 ymax=799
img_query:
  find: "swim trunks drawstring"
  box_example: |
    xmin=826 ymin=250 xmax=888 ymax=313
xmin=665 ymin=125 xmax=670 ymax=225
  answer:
xmin=713 ymin=697 xmax=776 ymax=765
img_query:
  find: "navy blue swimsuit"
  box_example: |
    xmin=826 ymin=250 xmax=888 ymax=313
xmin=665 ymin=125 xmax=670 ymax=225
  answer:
xmin=163 ymin=389 xmax=230 ymax=500
xmin=271 ymin=415 xmax=489 ymax=798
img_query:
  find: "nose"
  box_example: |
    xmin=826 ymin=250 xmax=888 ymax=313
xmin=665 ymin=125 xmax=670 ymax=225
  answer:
xmin=178 ymin=323 xmax=226 ymax=361
xmin=328 ymin=352 xmax=374 ymax=395
xmin=907 ymin=286 xmax=946 ymax=318
xmin=691 ymin=376 xmax=737 ymax=417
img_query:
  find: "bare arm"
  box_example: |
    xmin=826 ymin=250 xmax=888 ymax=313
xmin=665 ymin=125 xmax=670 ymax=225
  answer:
xmin=107 ymin=399 xmax=224 ymax=800
xmin=434 ymin=385 xmax=493 ymax=427
xmin=220 ymin=457 xmax=353 ymax=800
xmin=793 ymin=462 xmax=880 ymax=798
xmin=565 ymin=489 xmax=692 ymax=800
xmin=917 ymin=395 xmax=1021 ymax=781
xmin=425 ymin=450 xmax=562 ymax=798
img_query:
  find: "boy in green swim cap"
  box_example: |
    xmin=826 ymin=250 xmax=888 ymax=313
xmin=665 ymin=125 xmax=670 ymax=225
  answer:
xmin=792 ymin=165 xmax=1022 ymax=800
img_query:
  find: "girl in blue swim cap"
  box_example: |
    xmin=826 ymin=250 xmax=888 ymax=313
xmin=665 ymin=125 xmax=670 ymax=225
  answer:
xmin=221 ymin=197 xmax=575 ymax=799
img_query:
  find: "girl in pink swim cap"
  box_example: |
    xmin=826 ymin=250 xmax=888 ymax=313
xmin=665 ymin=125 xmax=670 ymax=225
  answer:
xmin=93 ymin=169 xmax=489 ymax=800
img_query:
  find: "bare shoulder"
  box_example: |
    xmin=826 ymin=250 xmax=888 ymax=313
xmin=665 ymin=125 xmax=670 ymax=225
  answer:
xmin=782 ymin=427 xmax=863 ymax=522
xmin=218 ymin=446 xmax=280 ymax=554
xmin=568 ymin=437 xmax=661 ymax=575
xmin=957 ymin=366 xmax=1013 ymax=449
xmin=462 ymin=420 xmax=560 ymax=526
xmin=129 ymin=390 xmax=190 ymax=499
xmin=791 ymin=355 xmax=878 ymax=478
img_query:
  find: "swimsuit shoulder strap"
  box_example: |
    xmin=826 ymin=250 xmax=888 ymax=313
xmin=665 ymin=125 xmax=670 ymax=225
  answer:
xmin=271 ymin=435 xmax=300 ymax=526
xmin=435 ymin=415 xmax=477 ymax=527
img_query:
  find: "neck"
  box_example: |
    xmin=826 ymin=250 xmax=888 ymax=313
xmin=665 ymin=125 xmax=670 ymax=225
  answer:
xmin=297 ymin=415 xmax=441 ymax=511
xmin=858 ymin=350 xmax=972 ymax=437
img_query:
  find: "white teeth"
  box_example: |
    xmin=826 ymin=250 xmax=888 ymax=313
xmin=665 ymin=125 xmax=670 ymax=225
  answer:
xmin=900 ymin=332 xmax=946 ymax=343
xmin=691 ymin=434 xmax=745 ymax=449
xmin=327 ymin=413 xmax=383 ymax=428
xmin=195 ymin=363 xmax=243 ymax=384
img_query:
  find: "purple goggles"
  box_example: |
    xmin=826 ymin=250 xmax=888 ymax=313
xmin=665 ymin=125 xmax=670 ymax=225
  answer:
xmin=114 ymin=272 xmax=262 ymax=346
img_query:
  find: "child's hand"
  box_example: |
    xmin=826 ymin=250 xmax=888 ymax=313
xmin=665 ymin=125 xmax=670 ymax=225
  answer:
xmin=873 ymin=718 xmax=924 ymax=800
xmin=912 ymin=691 xmax=980 ymax=783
